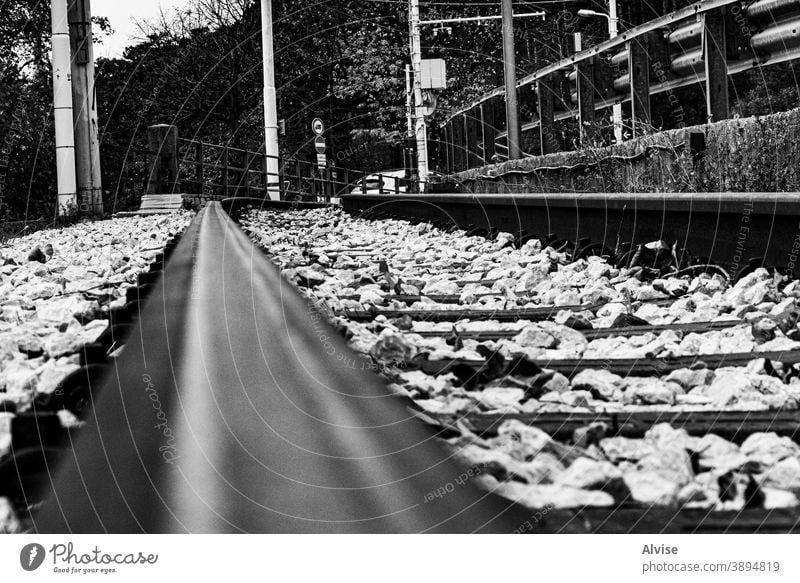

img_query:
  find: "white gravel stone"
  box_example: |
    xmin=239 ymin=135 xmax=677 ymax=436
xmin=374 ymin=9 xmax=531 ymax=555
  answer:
xmin=624 ymin=470 xmax=681 ymax=506
xmin=515 ymin=453 xmax=566 ymax=484
xmin=636 ymin=448 xmax=694 ymax=487
xmin=556 ymin=457 xmax=622 ymax=489
xmin=476 ymin=388 xmax=525 ymax=411
xmin=760 ymin=457 xmax=800 ymax=494
xmin=763 ymin=488 xmax=800 ymax=509
xmin=623 ymin=378 xmax=683 ymax=405
xmin=0 ymin=413 xmax=12 ymax=458
xmin=741 ymin=433 xmax=800 ymax=467
xmin=0 ymin=498 xmax=21 ymax=534
xmin=495 ymin=481 xmax=615 ymax=509
xmin=600 ymin=437 xmax=657 ymax=462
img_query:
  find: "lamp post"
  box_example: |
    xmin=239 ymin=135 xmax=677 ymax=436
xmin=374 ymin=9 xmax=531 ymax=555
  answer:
xmin=577 ymin=2 xmax=623 ymax=144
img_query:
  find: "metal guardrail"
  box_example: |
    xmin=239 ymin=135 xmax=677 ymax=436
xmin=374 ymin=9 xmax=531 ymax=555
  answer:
xmin=438 ymin=0 xmax=800 ymax=172
xmin=108 ymin=128 xmax=419 ymax=207
xmin=175 ymin=137 xmax=416 ymax=203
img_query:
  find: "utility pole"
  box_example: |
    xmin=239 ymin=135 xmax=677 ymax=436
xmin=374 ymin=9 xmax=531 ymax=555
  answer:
xmin=51 ymin=0 xmax=77 ymax=216
xmin=409 ymin=0 xmax=428 ymax=190
xmin=501 ymin=0 xmax=522 ymax=160
xmin=261 ymin=0 xmax=280 ymax=200
xmin=410 ymin=5 xmax=543 ymax=175
xmin=405 ymin=64 xmax=415 ymax=178
xmin=68 ymin=0 xmax=103 ymax=215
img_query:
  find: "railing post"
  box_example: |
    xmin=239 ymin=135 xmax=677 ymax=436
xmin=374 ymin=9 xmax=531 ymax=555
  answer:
xmin=295 ymin=162 xmax=302 ymax=198
xmin=242 ymin=150 xmax=250 ymax=197
xmin=361 ymin=173 xmax=367 ymax=194
xmin=452 ymin=114 xmax=466 ymax=171
xmin=278 ymin=155 xmax=285 ymax=200
xmin=628 ymin=39 xmax=651 ymax=137
xmin=466 ymin=109 xmax=480 ymax=168
xmin=537 ymin=74 xmax=557 ymax=155
xmin=146 ymin=124 xmax=179 ymax=194
xmin=480 ymin=102 xmax=496 ymax=165
xmin=704 ymin=8 xmax=730 ymax=123
xmin=222 ymin=146 xmax=230 ymax=198
xmin=444 ymin=122 xmax=454 ymax=173
xmin=195 ymin=141 xmax=204 ymax=195
xmin=261 ymin=153 xmax=268 ymax=197
xmin=576 ymin=57 xmax=596 ymax=146
xmin=325 ymin=165 xmax=332 ymax=202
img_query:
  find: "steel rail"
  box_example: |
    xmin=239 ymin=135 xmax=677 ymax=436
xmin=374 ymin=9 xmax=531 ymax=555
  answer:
xmin=33 ymin=202 xmax=528 ymax=533
xmin=412 ymin=319 xmax=743 ymax=340
xmin=416 ymin=349 xmax=800 ymax=378
xmin=341 ymin=192 xmax=800 ymax=273
xmin=438 ymin=410 xmax=800 ymax=442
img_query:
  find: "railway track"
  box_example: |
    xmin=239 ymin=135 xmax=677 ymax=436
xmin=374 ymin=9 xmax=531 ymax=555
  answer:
xmin=29 ymin=202 xmax=527 ymax=533
xmin=6 ymin=194 xmax=800 ymax=533
xmin=236 ymin=197 xmax=800 ymax=532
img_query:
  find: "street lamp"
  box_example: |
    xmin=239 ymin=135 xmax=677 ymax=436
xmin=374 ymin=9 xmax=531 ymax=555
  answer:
xmin=578 ymin=3 xmax=623 ymax=144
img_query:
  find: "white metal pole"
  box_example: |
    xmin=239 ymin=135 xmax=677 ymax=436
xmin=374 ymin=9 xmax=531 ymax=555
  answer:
xmin=409 ymin=0 xmax=428 ymax=190
xmin=609 ymin=0 xmax=623 ymax=144
xmin=261 ymin=0 xmax=280 ymax=200
xmin=405 ymin=64 xmax=414 ymax=138
xmin=51 ymin=0 xmax=77 ymax=216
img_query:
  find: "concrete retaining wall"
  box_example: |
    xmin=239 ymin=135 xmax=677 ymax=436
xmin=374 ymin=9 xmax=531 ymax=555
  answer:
xmin=444 ymin=108 xmax=800 ymax=194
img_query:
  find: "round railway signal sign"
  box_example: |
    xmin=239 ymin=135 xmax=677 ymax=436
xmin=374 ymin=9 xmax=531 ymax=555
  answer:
xmin=312 ymin=118 xmax=325 ymax=136
xmin=314 ymin=135 xmax=326 ymax=154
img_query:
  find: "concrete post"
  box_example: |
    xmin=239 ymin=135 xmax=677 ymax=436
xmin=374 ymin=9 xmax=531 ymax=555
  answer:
xmin=629 ymin=39 xmax=652 ymax=136
xmin=537 ymin=74 xmax=557 ymax=155
xmin=68 ymin=0 xmax=103 ymax=216
xmin=704 ymin=9 xmax=730 ymax=123
xmin=147 ymin=125 xmax=179 ymax=195
xmin=576 ymin=57 xmax=596 ymax=145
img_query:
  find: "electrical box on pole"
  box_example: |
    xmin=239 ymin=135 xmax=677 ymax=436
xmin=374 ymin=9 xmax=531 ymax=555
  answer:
xmin=420 ymin=59 xmax=447 ymax=90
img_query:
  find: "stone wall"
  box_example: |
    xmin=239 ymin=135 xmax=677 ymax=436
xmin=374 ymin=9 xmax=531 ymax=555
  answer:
xmin=444 ymin=107 xmax=800 ymax=194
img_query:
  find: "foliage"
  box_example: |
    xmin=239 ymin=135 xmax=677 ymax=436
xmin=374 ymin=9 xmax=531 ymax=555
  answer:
xmin=0 ymin=0 xmax=799 ymax=219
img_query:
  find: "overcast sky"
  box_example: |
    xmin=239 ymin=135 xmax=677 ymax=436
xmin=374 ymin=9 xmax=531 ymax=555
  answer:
xmin=92 ymin=0 xmax=191 ymax=58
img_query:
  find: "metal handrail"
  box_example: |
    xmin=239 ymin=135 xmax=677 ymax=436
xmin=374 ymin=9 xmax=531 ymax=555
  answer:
xmin=176 ymin=137 xmax=417 ymax=201
xmin=444 ymin=0 xmax=744 ymax=124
